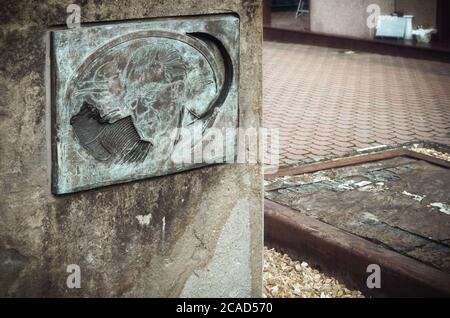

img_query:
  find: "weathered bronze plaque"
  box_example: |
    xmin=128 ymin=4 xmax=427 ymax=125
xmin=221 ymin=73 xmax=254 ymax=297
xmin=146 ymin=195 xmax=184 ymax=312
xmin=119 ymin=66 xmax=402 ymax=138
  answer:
xmin=51 ymin=14 xmax=239 ymax=194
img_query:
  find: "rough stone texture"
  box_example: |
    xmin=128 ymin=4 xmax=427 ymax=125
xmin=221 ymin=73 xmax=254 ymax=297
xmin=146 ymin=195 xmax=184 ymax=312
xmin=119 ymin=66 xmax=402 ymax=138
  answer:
xmin=0 ymin=0 xmax=262 ymax=297
xmin=180 ymin=199 xmax=251 ymax=297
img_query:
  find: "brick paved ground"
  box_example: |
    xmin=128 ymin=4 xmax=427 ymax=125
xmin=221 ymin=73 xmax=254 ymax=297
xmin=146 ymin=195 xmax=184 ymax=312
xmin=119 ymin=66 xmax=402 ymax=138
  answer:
xmin=263 ymin=41 xmax=450 ymax=166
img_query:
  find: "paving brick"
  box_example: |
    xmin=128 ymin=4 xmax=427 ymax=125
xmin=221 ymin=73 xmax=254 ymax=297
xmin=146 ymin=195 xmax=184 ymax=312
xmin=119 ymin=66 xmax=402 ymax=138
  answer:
xmin=263 ymin=41 xmax=450 ymax=166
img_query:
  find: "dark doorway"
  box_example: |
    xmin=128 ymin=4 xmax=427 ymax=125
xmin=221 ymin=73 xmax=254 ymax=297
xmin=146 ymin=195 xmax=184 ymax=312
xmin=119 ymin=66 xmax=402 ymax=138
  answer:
xmin=437 ymin=0 xmax=450 ymax=41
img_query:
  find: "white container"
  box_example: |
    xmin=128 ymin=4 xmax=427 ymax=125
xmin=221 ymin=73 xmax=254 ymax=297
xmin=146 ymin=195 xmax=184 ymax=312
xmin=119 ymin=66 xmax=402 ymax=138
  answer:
xmin=412 ymin=28 xmax=437 ymax=43
xmin=404 ymin=15 xmax=414 ymax=40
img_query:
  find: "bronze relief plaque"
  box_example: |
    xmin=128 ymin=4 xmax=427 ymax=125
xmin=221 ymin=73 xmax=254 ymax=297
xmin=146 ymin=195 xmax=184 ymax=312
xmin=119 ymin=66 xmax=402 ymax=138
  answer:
xmin=51 ymin=14 xmax=239 ymax=194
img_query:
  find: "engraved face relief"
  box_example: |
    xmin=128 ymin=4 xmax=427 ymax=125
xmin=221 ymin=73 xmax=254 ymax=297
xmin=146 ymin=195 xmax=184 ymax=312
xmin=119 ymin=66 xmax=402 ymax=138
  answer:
xmin=67 ymin=32 xmax=229 ymax=164
xmin=51 ymin=15 xmax=239 ymax=194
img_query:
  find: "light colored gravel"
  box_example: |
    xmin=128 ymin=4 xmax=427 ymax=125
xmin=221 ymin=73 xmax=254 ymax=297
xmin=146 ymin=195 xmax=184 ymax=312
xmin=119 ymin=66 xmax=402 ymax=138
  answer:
xmin=410 ymin=145 xmax=450 ymax=162
xmin=263 ymin=247 xmax=365 ymax=298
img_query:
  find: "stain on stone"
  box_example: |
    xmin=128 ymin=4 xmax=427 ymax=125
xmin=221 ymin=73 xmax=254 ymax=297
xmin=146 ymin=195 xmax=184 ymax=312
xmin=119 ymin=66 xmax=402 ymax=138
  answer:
xmin=0 ymin=30 xmax=45 ymax=81
xmin=0 ymin=0 xmax=21 ymax=26
xmin=242 ymin=0 xmax=259 ymax=22
xmin=0 ymin=248 xmax=29 ymax=296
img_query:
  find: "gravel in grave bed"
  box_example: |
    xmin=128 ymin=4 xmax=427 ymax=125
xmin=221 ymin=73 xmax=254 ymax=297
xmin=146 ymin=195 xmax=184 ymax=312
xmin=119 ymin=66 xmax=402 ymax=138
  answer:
xmin=409 ymin=145 xmax=450 ymax=161
xmin=263 ymin=247 xmax=364 ymax=298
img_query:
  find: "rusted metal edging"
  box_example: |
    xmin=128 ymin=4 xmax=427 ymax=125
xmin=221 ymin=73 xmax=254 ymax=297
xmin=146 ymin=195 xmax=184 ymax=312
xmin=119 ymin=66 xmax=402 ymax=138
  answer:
xmin=265 ymin=148 xmax=450 ymax=179
xmin=265 ymin=199 xmax=450 ymax=298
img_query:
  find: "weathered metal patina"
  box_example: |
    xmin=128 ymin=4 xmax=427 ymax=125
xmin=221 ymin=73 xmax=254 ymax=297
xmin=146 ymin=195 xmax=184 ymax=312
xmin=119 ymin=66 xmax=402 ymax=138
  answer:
xmin=51 ymin=14 xmax=239 ymax=194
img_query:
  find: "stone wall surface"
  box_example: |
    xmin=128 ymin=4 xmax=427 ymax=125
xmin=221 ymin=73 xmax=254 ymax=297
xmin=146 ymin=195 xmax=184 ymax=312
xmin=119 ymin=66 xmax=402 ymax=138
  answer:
xmin=311 ymin=0 xmax=394 ymax=39
xmin=0 ymin=0 xmax=262 ymax=297
xmin=310 ymin=0 xmax=437 ymax=39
